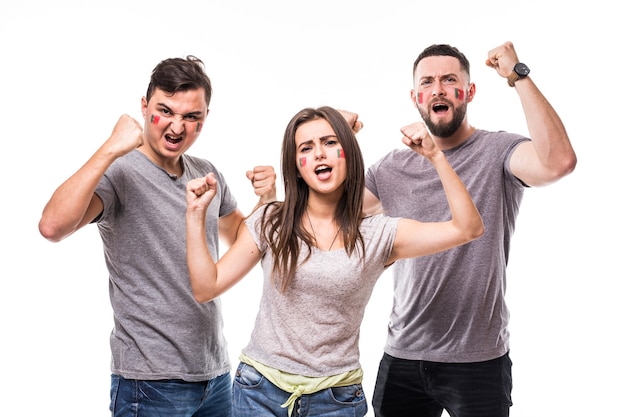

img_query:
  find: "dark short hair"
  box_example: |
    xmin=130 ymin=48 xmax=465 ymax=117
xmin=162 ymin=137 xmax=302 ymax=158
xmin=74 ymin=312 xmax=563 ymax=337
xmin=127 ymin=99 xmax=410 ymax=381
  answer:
xmin=413 ymin=44 xmax=470 ymax=77
xmin=146 ymin=55 xmax=212 ymax=106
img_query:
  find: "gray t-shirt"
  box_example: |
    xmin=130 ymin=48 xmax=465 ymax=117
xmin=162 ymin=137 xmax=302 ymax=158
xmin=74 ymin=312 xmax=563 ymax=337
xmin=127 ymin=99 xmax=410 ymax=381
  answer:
xmin=95 ymin=149 xmax=237 ymax=381
xmin=242 ymin=206 xmax=399 ymax=377
xmin=365 ymin=129 xmax=528 ymax=363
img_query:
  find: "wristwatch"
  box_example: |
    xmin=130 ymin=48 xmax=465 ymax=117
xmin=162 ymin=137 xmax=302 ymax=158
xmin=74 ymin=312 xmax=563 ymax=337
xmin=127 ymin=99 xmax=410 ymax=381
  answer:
xmin=507 ymin=63 xmax=530 ymax=87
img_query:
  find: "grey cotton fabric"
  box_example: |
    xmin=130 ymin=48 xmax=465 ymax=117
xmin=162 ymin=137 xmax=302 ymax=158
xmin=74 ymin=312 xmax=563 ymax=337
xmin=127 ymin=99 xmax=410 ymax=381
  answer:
xmin=365 ymin=129 xmax=529 ymax=363
xmin=242 ymin=206 xmax=400 ymax=377
xmin=95 ymin=149 xmax=237 ymax=381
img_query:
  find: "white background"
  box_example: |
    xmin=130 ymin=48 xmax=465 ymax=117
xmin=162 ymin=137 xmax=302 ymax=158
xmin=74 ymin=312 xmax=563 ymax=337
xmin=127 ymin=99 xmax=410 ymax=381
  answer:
xmin=1 ymin=1 xmax=623 ymax=416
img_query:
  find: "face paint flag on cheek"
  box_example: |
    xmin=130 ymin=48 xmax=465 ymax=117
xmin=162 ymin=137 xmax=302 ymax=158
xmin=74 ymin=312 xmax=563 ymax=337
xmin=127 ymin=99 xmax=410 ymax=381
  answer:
xmin=300 ymin=157 xmax=306 ymax=168
xmin=150 ymin=115 xmax=160 ymax=124
xmin=196 ymin=122 xmax=203 ymax=133
xmin=417 ymin=92 xmax=423 ymax=104
xmin=337 ymin=149 xmax=345 ymax=158
xmin=455 ymin=88 xmax=465 ymax=100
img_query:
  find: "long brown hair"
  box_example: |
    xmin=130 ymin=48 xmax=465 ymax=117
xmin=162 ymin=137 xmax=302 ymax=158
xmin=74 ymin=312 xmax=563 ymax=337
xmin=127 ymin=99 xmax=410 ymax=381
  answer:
xmin=261 ymin=106 xmax=365 ymax=292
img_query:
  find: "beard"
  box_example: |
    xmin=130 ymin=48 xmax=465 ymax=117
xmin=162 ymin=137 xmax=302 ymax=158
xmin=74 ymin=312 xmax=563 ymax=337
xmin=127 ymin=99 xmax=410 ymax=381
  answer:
xmin=418 ymin=102 xmax=467 ymax=138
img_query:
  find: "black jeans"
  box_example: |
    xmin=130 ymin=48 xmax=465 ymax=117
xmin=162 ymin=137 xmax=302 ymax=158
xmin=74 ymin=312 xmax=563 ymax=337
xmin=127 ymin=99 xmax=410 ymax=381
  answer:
xmin=372 ymin=352 xmax=513 ymax=417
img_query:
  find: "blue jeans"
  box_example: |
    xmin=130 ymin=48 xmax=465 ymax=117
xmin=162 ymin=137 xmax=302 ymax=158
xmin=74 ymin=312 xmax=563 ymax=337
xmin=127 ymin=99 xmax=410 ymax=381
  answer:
xmin=110 ymin=373 xmax=232 ymax=417
xmin=232 ymin=362 xmax=368 ymax=417
xmin=372 ymin=352 xmax=513 ymax=417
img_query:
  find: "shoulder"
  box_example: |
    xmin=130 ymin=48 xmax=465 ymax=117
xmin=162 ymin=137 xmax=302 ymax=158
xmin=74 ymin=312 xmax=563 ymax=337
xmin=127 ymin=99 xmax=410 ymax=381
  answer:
xmin=473 ymin=129 xmax=529 ymax=147
xmin=367 ymin=148 xmax=418 ymax=176
xmin=182 ymin=154 xmax=234 ymax=185
xmin=360 ymin=213 xmax=400 ymax=233
xmin=373 ymin=148 xmax=414 ymax=164
xmin=112 ymin=149 xmax=144 ymax=167
xmin=456 ymin=130 xmax=529 ymax=161
xmin=105 ymin=150 xmax=147 ymax=178
xmin=247 ymin=202 xmax=281 ymax=224
xmin=182 ymin=153 xmax=219 ymax=172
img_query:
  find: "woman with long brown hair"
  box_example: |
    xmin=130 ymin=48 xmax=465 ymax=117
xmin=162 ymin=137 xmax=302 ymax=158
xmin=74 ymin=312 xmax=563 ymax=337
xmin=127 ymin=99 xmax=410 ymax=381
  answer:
xmin=185 ymin=106 xmax=484 ymax=417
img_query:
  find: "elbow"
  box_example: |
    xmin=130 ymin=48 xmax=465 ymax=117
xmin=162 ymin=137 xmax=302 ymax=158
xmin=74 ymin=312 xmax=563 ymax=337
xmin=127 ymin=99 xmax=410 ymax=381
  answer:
xmin=549 ymin=152 xmax=578 ymax=183
xmin=194 ymin=293 xmax=218 ymax=304
xmin=453 ymin=217 xmax=485 ymax=245
xmin=540 ymin=156 xmax=578 ymax=187
xmin=188 ymin=266 xmax=220 ymax=303
xmin=559 ymin=152 xmax=578 ymax=177
xmin=532 ymin=153 xmax=578 ymax=187
xmin=463 ymin=218 xmax=485 ymax=243
xmin=193 ymin=293 xmax=212 ymax=303
xmin=468 ymin=222 xmax=485 ymax=242
xmin=38 ymin=219 xmax=66 ymax=243
xmin=191 ymin=284 xmax=217 ymax=304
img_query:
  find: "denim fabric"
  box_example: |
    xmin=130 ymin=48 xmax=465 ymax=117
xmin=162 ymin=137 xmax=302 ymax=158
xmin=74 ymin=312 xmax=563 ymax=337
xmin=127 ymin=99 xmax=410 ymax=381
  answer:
xmin=372 ymin=353 xmax=513 ymax=417
xmin=109 ymin=372 xmax=232 ymax=417
xmin=232 ymin=362 xmax=367 ymax=417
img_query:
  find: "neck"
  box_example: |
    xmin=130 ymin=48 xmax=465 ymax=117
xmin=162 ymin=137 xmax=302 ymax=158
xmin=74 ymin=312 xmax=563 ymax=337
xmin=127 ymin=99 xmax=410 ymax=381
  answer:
xmin=306 ymin=192 xmax=339 ymax=218
xmin=305 ymin=209 xmax=341 ymax=251
xmin=138 ymin=146 xmax=183 ymax=177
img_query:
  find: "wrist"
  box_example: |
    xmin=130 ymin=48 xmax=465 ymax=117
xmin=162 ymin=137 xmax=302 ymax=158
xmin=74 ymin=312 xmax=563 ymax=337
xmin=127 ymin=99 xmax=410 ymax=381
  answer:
xmin=507 ymin=62 xmax=530 ymax=87
xmin=428 ymin=150 xmax=446 ymax=164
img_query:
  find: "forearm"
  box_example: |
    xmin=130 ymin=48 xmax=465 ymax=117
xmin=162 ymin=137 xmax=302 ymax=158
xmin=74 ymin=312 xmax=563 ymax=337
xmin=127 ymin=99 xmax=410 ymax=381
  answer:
xmin=430 ymin=152 xmax=484 ymax=239
xmin=39 ymin=145 xmax=117 ymax=241
xmin=246 ymin=165 xmax=277 ymax=214
xmin=186 ymin=212 xmax=219 ymax=303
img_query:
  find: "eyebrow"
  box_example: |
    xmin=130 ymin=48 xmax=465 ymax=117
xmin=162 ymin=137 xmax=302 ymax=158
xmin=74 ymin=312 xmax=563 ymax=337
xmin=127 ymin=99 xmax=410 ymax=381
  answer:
xmin=297 ymin=134 xmax=337 ymax=148
xmin=420 ymin=73 xmax=458 ymax=81
xmin=156 ymin=102 xmax=204 ymax=117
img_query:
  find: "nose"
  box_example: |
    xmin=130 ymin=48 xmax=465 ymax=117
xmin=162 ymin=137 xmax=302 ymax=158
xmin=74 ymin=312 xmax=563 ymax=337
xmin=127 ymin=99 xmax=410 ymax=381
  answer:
xmin=432 ymin=79 xmax=446 ymax=97
xmin=314 ymin=145 xmax=326 ymax=160
xmin=170 ymin=115 xmax=185 ymax=135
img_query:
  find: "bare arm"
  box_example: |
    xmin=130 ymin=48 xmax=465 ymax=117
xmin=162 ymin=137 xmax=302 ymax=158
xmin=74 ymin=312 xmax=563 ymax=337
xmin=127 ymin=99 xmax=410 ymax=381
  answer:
xmin=486 ymin=41 xmax=577 ymax=187
xmin=337 ymin=109 xmax=364 ymax=133
xmin=336 ymin=109 xmax=383 ymax=217
xmin=38 ymin=114 xmax=144 ymax=242
xmin=216 ymin=165 xmax=277 ymax=247
xmin=218 ymin=209 xmax=246 ymax=247
xmin=186 ymin=173 xmax=262 ymax=303
xmin=388 ymin=122 xmax=484 ymax=265
xmin=363 ymin=188 xmax=384 ymax=216
xmin=246 ymin=165 xmax=277 ymax=212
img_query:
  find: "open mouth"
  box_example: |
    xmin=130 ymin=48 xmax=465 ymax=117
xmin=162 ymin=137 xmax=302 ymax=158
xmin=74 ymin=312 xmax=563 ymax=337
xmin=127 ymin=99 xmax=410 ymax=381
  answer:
xmin=432 ymin=103 xmax=449 ymax=114
xmin=315 ymin=165 xmax=332 ymax=176
xmin=165 ymin=134 xmax=183 ymax=144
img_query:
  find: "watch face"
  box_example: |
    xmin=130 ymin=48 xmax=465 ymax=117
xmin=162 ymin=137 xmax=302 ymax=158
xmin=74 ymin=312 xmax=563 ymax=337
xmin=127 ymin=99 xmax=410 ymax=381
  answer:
xmin=515 ymin=63 xmax=530 ymax=76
